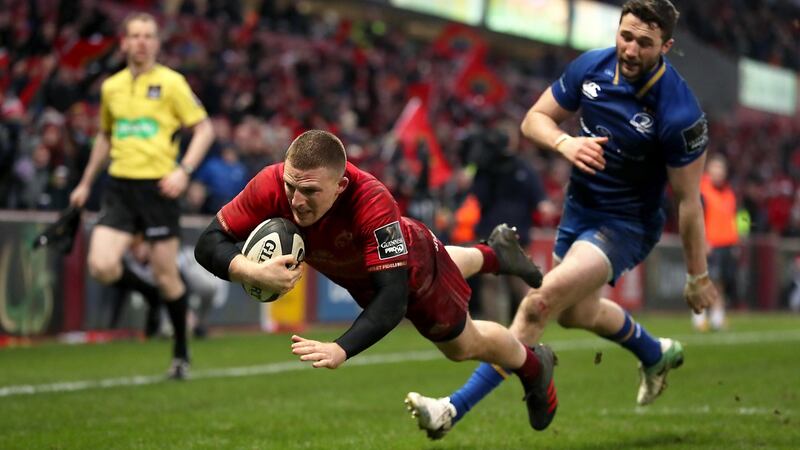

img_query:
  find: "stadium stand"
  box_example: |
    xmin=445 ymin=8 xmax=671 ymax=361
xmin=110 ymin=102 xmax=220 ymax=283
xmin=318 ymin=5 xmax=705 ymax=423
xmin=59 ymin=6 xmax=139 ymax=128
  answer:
xmin=1 ymin=0 xmax=798 ymax=241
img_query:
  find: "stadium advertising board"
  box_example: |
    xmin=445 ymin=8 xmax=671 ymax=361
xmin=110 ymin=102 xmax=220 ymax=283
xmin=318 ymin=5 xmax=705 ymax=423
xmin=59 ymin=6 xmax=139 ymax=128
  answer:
xmin=390 ymin=0 xmax=485 ymax=26
xmin=570 ymin=0 xmax=621 ymax=50
xmin=0 ymin=221 xmax=58 ymax=336
xmin=486 ymin=0 xmax=569 ymax=45
xmin=738 ymin=57 xmax=798 ymax=116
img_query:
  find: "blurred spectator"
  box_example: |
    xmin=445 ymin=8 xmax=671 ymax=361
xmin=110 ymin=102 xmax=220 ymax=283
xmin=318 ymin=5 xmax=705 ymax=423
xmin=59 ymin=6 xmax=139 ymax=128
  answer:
xmin=465 ymin=125 xmax=549 ymax=323
xmin=190 ymin=143 xmax=248 ymax=213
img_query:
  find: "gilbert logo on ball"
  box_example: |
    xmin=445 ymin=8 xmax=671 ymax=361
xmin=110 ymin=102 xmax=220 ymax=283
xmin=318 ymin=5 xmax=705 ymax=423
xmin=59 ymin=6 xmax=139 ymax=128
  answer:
xmin=241 ymin=218 xmax=305 ymax=302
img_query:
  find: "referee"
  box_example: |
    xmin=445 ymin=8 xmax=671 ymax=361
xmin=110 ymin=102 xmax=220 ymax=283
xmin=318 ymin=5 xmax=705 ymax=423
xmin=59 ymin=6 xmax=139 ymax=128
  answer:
xmin=70 ymin=12 xmax=214 ymax=379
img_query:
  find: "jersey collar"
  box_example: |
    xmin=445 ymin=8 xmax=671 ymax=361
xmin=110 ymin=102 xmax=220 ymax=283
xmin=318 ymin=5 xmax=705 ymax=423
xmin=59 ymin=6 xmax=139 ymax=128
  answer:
xmin=613 ymin=56 xmax=666 ymax=99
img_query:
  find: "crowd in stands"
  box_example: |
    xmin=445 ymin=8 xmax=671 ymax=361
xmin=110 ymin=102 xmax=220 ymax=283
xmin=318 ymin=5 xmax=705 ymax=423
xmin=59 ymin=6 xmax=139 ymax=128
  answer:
xmin=600 ymin=0 xmax=800 ymax=71
xmin=1 ymin=0 xmax=798 ymax=241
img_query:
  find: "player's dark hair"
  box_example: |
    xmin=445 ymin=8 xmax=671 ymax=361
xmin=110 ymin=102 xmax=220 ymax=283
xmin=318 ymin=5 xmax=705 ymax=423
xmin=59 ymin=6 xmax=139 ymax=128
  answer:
xmin=620 ymin=0 xmax=679 ymax=42
xmin=121 ymin=12 xmax=159 ymax=37
xmin=285 ymin=130 xmax=347 ymax=175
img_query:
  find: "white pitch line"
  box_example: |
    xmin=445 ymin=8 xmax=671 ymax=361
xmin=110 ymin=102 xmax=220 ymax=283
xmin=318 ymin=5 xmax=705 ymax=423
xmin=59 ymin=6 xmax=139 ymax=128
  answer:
xmin=1 ymin=329 xmax=799 ymax=398
xmin=549 ymin=328 xmax=800 ymax=352
xmin=596 ymin=405 xmax=793 ymax=416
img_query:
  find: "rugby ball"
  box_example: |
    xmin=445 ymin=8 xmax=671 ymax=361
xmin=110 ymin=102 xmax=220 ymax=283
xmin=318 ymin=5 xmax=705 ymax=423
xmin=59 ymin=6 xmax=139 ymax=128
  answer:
xmin=241 ymin=218 xmax=305 ymax=302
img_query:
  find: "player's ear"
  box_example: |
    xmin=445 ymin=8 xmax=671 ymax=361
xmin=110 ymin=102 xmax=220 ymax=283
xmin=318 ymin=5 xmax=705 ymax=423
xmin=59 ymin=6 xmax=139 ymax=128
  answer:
xmin=661 ymin=38 xmax=674 ymax=55
xmin=336 ymin=177 xmax=349 ymax=194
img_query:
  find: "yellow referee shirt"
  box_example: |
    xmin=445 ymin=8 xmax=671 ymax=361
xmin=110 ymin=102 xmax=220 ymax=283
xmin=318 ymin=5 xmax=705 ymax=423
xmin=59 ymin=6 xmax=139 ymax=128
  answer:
xmin=100 ymin=64 xmax=207 ymax=179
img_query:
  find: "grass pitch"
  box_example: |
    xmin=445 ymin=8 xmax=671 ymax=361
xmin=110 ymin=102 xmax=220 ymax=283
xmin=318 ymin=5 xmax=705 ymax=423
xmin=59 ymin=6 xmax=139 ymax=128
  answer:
xmin=1 ymin=314 xmax=798 ymax=449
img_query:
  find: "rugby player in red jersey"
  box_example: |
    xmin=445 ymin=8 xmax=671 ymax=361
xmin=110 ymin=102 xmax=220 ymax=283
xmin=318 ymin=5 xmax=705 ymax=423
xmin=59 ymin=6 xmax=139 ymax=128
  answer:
xmin=195 ymin=130 xmax=557 ymax=431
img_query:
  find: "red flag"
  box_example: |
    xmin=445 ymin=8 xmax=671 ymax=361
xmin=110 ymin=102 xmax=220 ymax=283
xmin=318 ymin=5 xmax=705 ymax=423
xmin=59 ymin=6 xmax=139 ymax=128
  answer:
xmin=59 ymin=36 xmax=116 ymax=69
xmin=454 ymin=51 xmax=507 ymax=106
xmin=432 ymin=23 xmax=487 ymax=60
xmin=392 ymin=97 xmax=452 ymax=188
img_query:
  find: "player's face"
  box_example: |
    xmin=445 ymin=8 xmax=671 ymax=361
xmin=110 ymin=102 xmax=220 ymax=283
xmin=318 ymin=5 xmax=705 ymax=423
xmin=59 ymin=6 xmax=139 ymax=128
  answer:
xmin=121 ymin=19 xmax=159 ymax=68
xmin=283 ymin=161 xmax=349 ymax=227
xmin=616 ymin=13 xmax=673 ymax=81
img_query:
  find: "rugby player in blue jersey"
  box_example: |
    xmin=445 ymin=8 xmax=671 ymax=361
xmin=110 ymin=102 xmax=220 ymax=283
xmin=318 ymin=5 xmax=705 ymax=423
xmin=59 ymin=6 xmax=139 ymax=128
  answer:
xmin=405 ymin=0 xmax=719 ymax=439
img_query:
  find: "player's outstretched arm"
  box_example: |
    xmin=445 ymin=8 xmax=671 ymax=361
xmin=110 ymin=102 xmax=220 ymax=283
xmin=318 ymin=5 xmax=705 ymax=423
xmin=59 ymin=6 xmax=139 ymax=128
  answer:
xmin=667 ymin=154 xmax=719 ymax=313
xmin=521 ymin=87 xmax=607 ymax=174
xmin=291 ymin=267 xmax=409 ymax=369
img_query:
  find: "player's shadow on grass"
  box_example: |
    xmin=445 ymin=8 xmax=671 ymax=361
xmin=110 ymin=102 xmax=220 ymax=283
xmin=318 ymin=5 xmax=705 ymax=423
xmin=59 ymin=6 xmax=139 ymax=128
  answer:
xmin=560 ymin=430 xmax=700 ymax=450
xmin=420 ymin=431 xmax=699 ymax=450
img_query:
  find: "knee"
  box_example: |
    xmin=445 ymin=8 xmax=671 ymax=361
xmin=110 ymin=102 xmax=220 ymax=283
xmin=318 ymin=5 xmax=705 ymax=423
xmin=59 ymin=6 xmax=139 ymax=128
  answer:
xmin=88 ymin=257 xmax=121 ymax=285
xmin=556 ymin=309 xmax=582 ymax=329
xmin=518 ymin=290 xmax=554 ymax=327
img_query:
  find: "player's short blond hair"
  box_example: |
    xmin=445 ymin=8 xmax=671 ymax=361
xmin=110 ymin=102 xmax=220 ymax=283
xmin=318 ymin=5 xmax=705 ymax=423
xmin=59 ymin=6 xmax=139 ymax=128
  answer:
xmin=121 ymin=12 xmax=159 ymax=37
xmin=285 ymin=130 xmax=347 ymax=176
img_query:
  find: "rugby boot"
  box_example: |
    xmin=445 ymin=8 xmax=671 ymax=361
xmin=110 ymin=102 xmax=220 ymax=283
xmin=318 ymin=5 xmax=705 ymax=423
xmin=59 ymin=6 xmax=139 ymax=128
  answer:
xmin=637 ymin=338 xmax=684 ymax=405
xmin=521 ymin=344 xmax=558 ymax=430
xmin=167 ymin=358 xmax=190 ymax=381
xmin=404 ymin=392 xmax=456 ymax=440
xmin=487 ymin=223 xmax=543 ymax=288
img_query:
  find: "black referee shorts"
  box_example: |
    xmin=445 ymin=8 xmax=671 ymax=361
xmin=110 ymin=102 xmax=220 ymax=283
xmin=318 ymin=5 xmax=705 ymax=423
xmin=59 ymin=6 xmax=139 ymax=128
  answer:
xmin=97 ymin=177 xmax=180 ymax=241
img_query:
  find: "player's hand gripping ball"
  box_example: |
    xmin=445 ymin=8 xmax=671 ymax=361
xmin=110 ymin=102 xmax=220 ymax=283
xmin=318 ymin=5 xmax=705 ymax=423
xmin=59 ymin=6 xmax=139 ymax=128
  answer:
xmin=241 ymin=218 xmax=305 ymax=302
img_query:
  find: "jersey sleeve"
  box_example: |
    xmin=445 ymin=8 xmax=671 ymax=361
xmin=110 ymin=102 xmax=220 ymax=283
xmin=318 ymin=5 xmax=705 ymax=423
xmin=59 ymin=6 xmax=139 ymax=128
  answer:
xmin=659 ymin=82 xmax=709 ymax=168
xmin=550 ymin=49 xmax=601 ymax=112
xmin=354 ymin=184 xmax=409 ymax=272
xmin=218 ymin=164 xmax=283 ymax=241
xmin=170 ymin=74 xmax=208 ymax=127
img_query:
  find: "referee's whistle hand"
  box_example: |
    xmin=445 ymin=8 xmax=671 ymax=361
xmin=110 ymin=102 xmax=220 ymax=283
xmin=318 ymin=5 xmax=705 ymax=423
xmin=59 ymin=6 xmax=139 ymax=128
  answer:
xmin=159 ymin=169 xmax=190 ymax=198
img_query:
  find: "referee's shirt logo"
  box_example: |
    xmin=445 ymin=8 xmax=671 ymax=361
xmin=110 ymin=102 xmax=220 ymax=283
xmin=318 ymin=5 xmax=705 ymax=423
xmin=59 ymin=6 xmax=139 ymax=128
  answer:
xmin=147 ymin=85 xmax=162 ymax=99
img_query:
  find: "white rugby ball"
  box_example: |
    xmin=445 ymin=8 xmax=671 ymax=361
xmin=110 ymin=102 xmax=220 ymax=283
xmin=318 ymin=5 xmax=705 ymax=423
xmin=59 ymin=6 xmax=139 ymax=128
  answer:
xmin=241 ymin=218 xmax=305 ymax=302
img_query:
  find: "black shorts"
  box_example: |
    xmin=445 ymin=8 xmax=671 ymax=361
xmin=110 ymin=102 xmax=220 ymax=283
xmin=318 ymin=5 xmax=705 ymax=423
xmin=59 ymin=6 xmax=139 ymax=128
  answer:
xmin=97 ymin=177 xmax=180 ymax=241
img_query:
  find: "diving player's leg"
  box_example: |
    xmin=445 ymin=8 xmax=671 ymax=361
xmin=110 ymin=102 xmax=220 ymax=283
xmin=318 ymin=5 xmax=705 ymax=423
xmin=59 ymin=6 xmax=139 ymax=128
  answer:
xmin=408 ymin=240 xmax=608 ymax=437
xmin=404 ymin=238 xmax=556 ymax=437
xmin=445 ymin=224 xmax=542 ymax=287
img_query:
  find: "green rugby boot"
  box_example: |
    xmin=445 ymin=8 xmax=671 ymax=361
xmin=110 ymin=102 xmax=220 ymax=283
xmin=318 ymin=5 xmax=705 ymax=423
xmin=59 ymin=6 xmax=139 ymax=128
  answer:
xmin=637 ymin=338 xmax=684 ymax=405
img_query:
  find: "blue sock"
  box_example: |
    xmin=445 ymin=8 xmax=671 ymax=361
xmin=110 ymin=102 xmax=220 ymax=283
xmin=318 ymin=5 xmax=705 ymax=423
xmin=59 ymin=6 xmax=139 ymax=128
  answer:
xmin=603 ymin=312 xmax=662 ymax=367
xmin=449 ymin=363 xmax=509 ymax=423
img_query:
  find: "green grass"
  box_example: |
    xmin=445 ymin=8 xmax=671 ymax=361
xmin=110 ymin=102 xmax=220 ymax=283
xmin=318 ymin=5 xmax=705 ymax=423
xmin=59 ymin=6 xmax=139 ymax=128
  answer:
xmin=1 ymin=314 xmax=798 ymax=449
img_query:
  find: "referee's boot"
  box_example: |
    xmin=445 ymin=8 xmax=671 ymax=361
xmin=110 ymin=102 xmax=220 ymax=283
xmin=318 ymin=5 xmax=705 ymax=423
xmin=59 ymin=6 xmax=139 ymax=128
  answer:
xmin=167 ymin=358 xmax=190 ymax=381
xmin=487 ymin=223 xmax=543 ymax=288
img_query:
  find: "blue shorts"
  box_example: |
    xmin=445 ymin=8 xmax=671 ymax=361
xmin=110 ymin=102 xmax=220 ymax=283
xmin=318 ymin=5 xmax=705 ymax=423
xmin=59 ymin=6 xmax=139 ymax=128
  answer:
xmin=554 ymin=200 xmax=664 ymax=285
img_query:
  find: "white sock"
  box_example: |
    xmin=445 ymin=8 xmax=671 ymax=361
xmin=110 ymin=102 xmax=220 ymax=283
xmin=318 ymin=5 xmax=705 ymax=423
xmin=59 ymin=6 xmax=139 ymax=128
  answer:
xmin=691 ymin=311 xmax=707 ymax=330
xmin=710 ymin=306 xmax=725 ymax=330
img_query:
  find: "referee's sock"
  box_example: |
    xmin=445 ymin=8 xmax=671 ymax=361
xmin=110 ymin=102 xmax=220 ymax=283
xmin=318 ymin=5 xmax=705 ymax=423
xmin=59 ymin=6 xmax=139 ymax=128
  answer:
xmin=165 ymin=292 xmax=189 ymax=361
xmin=602 ymin=312 xmax=662 ymax=367
xmin=115 ymin=262 xmax=161 ymax=309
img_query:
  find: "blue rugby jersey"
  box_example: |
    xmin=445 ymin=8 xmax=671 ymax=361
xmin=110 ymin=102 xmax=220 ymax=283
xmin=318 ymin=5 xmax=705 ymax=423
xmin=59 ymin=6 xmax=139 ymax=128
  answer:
xmin=551 ymin=47 xmax=708 ymax=222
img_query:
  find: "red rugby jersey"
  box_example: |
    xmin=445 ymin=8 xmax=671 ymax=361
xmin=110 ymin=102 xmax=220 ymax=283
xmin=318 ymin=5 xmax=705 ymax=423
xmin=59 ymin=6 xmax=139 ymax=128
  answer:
xmin=218 ymin=161 xmax=437 ymax=307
